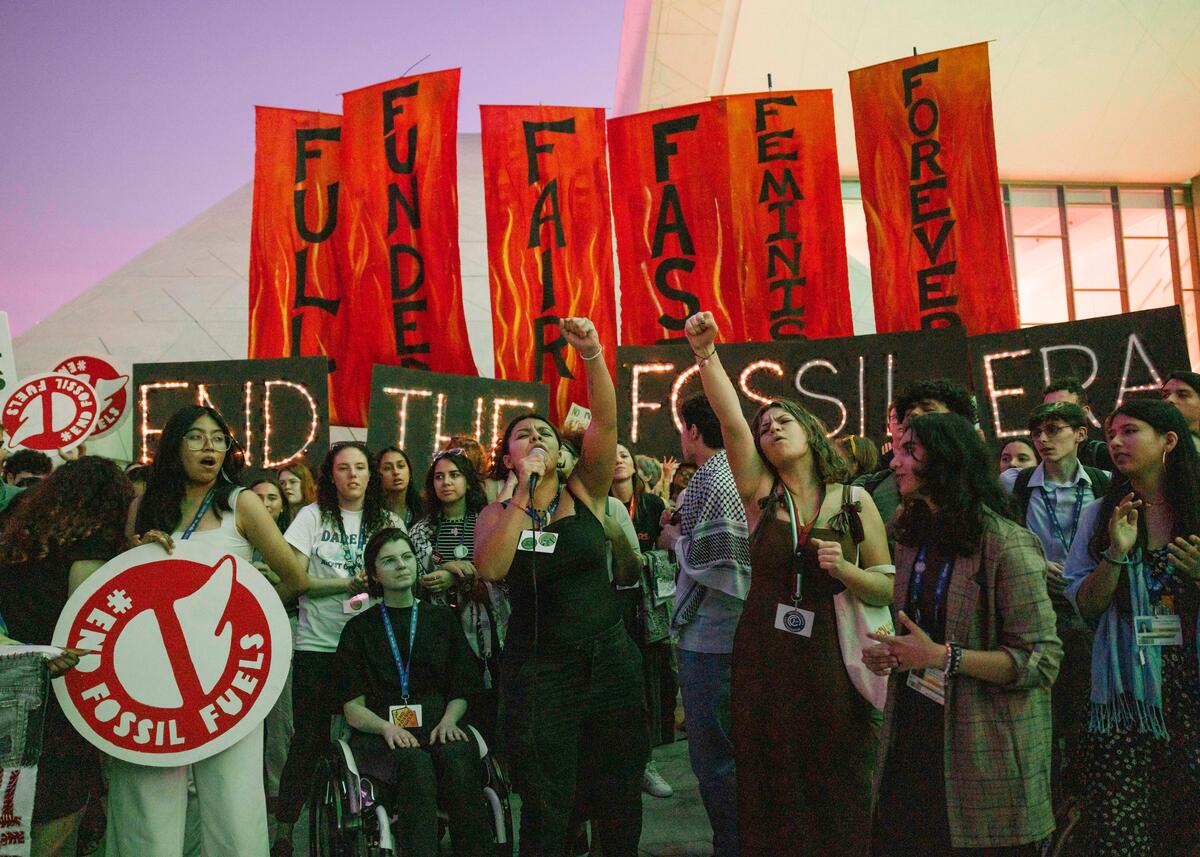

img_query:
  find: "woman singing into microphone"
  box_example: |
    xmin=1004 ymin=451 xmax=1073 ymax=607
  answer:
xmin=475 ymin=317 xmax=648 ymax=857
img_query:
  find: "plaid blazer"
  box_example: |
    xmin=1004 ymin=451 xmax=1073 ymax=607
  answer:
xmin=876 ymin=509 xmax=1062 ymax=848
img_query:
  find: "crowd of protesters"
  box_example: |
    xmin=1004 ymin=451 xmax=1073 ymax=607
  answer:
xmin=1 ymin=316 xmax=1199 ymax=856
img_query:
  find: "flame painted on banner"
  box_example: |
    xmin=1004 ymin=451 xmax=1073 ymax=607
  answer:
xmin=480 ymin=105 xmax=617 ymax=421
xmin=850 ymin=42 xmax=1018 ymax=335
xmin=608 ymin=100 xmax=746 ymax=346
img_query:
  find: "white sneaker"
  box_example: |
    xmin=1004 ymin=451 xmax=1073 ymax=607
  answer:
xmin=642 ymin=762 xmax=673 ymax=798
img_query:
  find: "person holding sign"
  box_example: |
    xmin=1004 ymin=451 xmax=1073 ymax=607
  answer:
xmin=117 ymin=405 xmax=310 ymax=857
xmin=864 ymin=412 xmax=1060 ymax=855
xmin=1064 ymin=399 xmax=1200 ymax=855
xmin=273 ymin=441 xmax=403 ymax=857
xmin=682 ymin=311 xmax=894 ymax=857
xmin=334 ymin=527 xmax=493 ymax=857
xmin=474 ymin=317 xmax=649 ymax=857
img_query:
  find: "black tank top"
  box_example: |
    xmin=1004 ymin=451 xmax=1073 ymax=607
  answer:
xmin=504 ymin=490 xmax=622 ymax=651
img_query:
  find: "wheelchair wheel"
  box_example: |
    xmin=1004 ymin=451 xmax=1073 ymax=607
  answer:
xmin=310 ymin=756 xmax=368 ymax=857
xmin=483 ymin=755 xmax=514 ymax=857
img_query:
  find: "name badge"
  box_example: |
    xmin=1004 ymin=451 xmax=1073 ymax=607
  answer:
xmin=518 ymin=530 xmax=559 ymax=554
xmin=907 ymin=667 xmax=947 ymax=705
xmin=343 ymin=593 xmax=369 ymax=614
xmin=1135 ymin=614 xmax=1183 ymax=647
xmin=773 ymin=603 xmax=815 ymax=637
xmin=388 ymin=704 xmax=423 ymax=728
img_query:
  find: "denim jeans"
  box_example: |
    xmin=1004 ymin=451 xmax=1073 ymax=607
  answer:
xmin=677 ymin=649 xmax=739 ymax=857
xmin=0 ymin=653 xmax=48 ymax=768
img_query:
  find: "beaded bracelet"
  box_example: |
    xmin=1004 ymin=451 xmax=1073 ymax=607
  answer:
xmin=943 ymin=641 xmax=964 ymax=678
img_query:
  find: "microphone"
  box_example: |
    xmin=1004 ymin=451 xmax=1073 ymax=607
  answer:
xmin=528 ymin=447 xmax=549 ymax=494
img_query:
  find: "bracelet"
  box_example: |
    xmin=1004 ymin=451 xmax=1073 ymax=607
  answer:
xmin=580 ymin=346 xmax=604 ymax=362
xmin=693 ymin=348 xmax=716 ymax=366
xmin=943 ymin=642 xmax=963 ymax=678
xmin=1102 ymin=549 xmax=1131 ymax=566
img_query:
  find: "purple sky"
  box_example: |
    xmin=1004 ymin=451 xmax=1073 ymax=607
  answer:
xmin=0 ymin=1 xmax=624 ymax=335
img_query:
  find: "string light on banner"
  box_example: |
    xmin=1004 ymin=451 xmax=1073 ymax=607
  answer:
xmin=630 ymin=363 xmax=675 ymax=444
xmin=490 ymin=399 xmax=536 ymax=452
xmin=1040 ymin=344 xmax=1103 ymax=428
xmin=793 ymin=359 xmax=848 ymax=436
xmin=381 ymin=387 xmax=434 ymax=450
xmin=140 ymin=382 xmax=188 ymax=463
xmin=1116 ymin=333 xmax=1164 ymax=406
xmin=738 ymin=361 xmax=785 ymax=407
xmin=196 ymin=383 xmax=254 ymax=465
xmin=262 ymin=380 xmax=321 ymax=468
xmin=982 ymin=349 xmax=1032 ymax=438
xmin=473 ymin=397 xmax=486 ymax=441
xmin=433 ymin=394 xmax=452 ymax=455
xmin=857 ymin=356 xmax=866 ymax=438
xmin=669 ymin=364 xmax=702 ymax=435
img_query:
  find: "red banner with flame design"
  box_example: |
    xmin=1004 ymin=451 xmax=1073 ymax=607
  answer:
xmin=721 ymin=90 xmax=853 ymax=341
xmin=248 ymin=107 xmax=348 ymax=420
xmin=337 ymin=68 xmax=477 ymax=426
xmin=480 ymin=105 xmax=617 ymax=421
xmin=850 ymin=42 xmax=1017 ymax=335
xmin=608 ymin=101 xmax=745 ymax=346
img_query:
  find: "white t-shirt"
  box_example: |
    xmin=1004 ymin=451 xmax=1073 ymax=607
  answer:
xmin=284 ymin=503 xmax=403 ymax=652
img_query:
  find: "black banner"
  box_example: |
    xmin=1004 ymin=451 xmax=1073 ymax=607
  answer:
xmin=132 ymin=357 xmax=329 ymax=472
xmin=367 ymin=365 xmax=549 ymax=478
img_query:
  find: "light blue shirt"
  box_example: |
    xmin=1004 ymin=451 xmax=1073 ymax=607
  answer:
xmin=1000 ymin=462 xmax=1103 ymax=565
xmin=1063 ymin=498 xmax=1107 ymax=617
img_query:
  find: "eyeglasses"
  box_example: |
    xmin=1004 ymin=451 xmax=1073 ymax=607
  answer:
xmin=183 ymin=431 xmax=231 ymax=451
xmin=1029 ymin=424 xmax=1073 ymax=440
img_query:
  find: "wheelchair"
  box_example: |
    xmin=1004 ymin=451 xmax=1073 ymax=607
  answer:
xmin=309 ymin=721 xmax=513 ymax=857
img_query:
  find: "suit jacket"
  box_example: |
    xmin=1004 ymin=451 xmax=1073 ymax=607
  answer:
xmin=876 ymin=508 xmax=1062 ymax=848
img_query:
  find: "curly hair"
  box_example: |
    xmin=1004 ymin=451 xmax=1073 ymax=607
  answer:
xmin=891 ymin=412 xmax=1016 ymax=556
xmin=1087 ymin=399 xmax=1200 ymax=561
xmin=0 ymin=457 xmax=133 ymax=565
xmin=135 ymin=405 xmax=243 ymax=536
xmin=446 ymin=434 xmax=490 ymax=480
xmin=750 ymin=400 xmax=849 ymax=533
xmin=422 ymin=450 xmax=488 ymax=524
xmin=894 ymin=379 xmax=976 ymax=423
xmin=316 ymin=442 xmax=392 ymax=536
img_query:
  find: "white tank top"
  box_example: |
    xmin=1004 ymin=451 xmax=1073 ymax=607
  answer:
xmin=171 ymin=486 xmax=254 ymax=562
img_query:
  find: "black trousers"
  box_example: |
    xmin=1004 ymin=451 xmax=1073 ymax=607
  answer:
xmin=499 ymin=623 xmax=649 ymax=857
xmin=350 ymin=731 xmax=495 ymax=857
xmin=276 ymin=650 xmax=340 ymax=825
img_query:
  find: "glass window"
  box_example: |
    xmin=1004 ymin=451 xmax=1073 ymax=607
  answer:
xmin=1009 ymin=186 xmax=1061 ymax=237
xmin=1119 ymin=188 xmax=1168 ymax=237
xmin=1014 ymin=236 xmax=1069 ymax=324
xmin=1066 ymin=204 xmax=1120 ymax=292
xmin=1074 ymin=289 xmax=1124 ymax=319
xmin=1065 ymin=188 xmax=1111 ymax=205
xmin=1124 ymin=238 xmax=1174 ymax=311
xmin=1183 ymin=290 xmax=1200 ymax=368
xmin=842 ymin=199 xmax=870 ymax=273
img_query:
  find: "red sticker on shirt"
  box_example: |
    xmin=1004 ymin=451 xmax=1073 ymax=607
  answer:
xmin=2 ymin=372 xmax=98 ymax=451
xmin=53 ymin=355 xmax=129 ymax=439
xmin=53 ymin=543 xmax=293 ymax=766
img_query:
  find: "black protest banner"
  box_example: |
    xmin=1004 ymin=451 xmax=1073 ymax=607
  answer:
xmin=617 ymin=328 xmax=970 ymax=460
xmin=367 ymin=365 xmax=549 ymax=478
xmin=132 ymin=357 xmax=329 ymax=471
xmin=968 ymin=306 xmax=1190 ymax=439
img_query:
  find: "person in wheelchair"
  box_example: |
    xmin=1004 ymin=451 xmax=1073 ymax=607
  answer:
xmin=334 ymin=527 xmax=496 ymax=857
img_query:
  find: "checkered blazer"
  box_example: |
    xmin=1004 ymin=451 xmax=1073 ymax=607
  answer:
xmin=876 ymin=508 xmax=1062 ymax=848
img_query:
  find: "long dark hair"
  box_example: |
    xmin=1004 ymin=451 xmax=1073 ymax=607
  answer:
xmin=0 ymin=457 xmax=133 ymax=565
xmin=422 ymin=450 xmax=487 ymax=525
xmin=135 ymin=405 xmax=243 ymax=536
xmin=364 ymin=527 xmax=417 ymax=598
xmin=316 ymin=442 xmax=392 ymax=535
xmin=247 ymin=476 xmax=292 ymax=532
xmin=1088 ymin=399 xmax=1200 ymax=560
xmin=611 ymin=441 xmax=646 ymax=498
xmin=380 ymin=445 xmax=423 ymax=520
xmin=489 ymin=412 xmax=561 ymax=481
xmin=892 ymin=412 xmax=1016 ymax=556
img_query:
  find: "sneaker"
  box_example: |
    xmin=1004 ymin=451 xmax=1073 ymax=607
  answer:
xmin=642 ymin=762 xmax=673 ymax=798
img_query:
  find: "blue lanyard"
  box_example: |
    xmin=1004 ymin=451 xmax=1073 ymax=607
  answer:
xmin=1039 ymin=484 xmax=1086 ymax=554
xmin=179 ymin=490 xmax=216 ymax=541
xmin=910 ymin=547 xmax=954 ymax=631
xmin=380 ymin=602 xmax=420 ymax=702
xmin=524 ymin=486 xmax=563 ymax=531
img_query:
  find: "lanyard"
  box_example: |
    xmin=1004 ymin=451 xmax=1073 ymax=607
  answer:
xmin=525 ymin=485 xmax=563 ymax=530
xmin=380 ymin=602 xmax=420 ymax=703
xmin=179 ymin=490 xmax=216 ymax=541
xmin=1039 ymin=483 xmax=1086 ymax=554
xmin=335 ymin=512 xmax=365 ymax=574
xmin=910 ymin=547 xmax=954 ymax=631
xmin=782 ymin=486 xmax=824 ymax=606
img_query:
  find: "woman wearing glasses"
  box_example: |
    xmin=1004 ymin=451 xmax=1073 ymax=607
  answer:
xmin=272 ymin=441 xmax=403 ymax=857
xmin=410 ymin=448 xmax=506 ymax=742
xmin=113 ymin=405 xmax=309 ymax=857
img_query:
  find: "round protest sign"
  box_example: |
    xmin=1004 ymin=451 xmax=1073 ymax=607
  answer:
xmin=53 ymin=542 xmax=292 ymax=767
xmin=2 ymin=372 xmax=98 ymax=451
xmin=53 ymin=355 xmax=130 ymax=439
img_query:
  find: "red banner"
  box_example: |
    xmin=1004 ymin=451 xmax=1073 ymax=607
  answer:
xmin=480 ymin=105 xmax=617 ymax=421
xmin=849 ymin=42 xmax=1017 ymax=334
xmin=247 ymin=107 xmax=346 ymax=419
xmin=608 ymin=101 xmax=746 ymax=345
xmin=721 ymin=90 xmax=853 ymax=341
xmin=337 ymin=68 xmax=476 ymax=426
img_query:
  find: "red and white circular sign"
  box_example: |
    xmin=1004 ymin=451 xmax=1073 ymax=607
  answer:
xmin=53 ymin=542 xmax=293 ymax=766
xmin=53 ymin=355 xmax=130 ymax=440
xmin=2 ymin=372 xmax=98 ymax=452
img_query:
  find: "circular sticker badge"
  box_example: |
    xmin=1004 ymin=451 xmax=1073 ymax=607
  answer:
xmin=53 ymin=542 xmax=292 ymax=766
xmin=2 ymin=372 xmax=98 ymax=452
xmin=53 ymin=355 xmax=130 ymax=440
